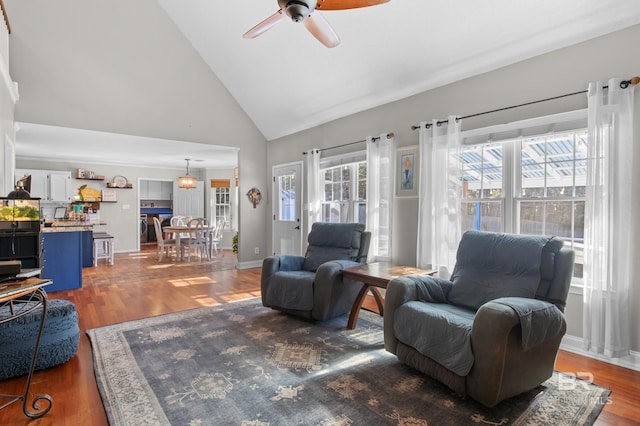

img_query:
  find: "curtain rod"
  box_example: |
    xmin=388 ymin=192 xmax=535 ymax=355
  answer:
xmin=302 ymin=132 xmax=394 ymax=155
xmin=410 ymin=76 xmax=640 ymax=131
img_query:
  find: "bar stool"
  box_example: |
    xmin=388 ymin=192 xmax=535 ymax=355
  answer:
xmin=93 ymin=232 xmax=114 ymax=266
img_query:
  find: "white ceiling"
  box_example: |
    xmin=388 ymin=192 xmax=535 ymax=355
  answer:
xmin=157 ymin=0 xmax=640 ymax=141
xmin=15 ymin=122 xmax=239 ymax=170
xmin=13 ymin=0 xmax=640 ymax=168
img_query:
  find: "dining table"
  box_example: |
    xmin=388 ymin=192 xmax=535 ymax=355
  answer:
xmin=162 ymin=224 xmax=216 ymax=261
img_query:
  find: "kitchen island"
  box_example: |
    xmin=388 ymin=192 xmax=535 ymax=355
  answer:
xmin=42 ymin=222 xmax=106 ymax=292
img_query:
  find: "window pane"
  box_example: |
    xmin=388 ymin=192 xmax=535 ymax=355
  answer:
xmin=461 ymin=201 xmax=503 ymax=232
xmin=462 ymin=144 xmax=502 ymax=199
xmin=358 ymin=163 xmax=367 ymax=200
xmin=320 ymin=161 xmax=366 ymax=225
xmin=357 ymin=203 xmax=366 ymax=225
xmin=278 ymin=174 xmax=296 ymax=222
xmin=519 ymin=201 xmax=544 ymax=235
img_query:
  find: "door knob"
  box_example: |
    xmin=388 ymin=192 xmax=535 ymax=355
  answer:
xmin=294 ymin=226 xmax=300 ymax=230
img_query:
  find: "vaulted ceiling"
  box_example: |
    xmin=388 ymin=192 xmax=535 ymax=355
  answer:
xmin=6 ymin=0 xmax=640 ymax=168
xmin=157 ymin=0 xmax=640 ymax=141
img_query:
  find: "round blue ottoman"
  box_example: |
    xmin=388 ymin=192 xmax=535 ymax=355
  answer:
xmin=0 ymin=299 xmax=80 ymax=381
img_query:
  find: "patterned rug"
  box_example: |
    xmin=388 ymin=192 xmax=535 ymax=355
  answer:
xmin=87 ymin=298 xmax=610 ymax=425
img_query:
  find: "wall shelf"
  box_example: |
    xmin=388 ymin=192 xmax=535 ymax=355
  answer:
xmin=76 ymin=176 xmax=105 ymax=181
xmin=75 ymin=168 xmax=104 ymax=180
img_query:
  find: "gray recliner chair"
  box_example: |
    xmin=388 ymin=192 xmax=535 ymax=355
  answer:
xmin=384 ymin=230 xmax=575 ymax=407
xmin=261 ymin=222 xmax=371 ymax=322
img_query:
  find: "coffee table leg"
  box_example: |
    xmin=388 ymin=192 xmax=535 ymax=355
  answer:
xmin=369 ymin=287 xmax=384 ymax=316
xmin=347 ymin=284 xmax=371 ymax=329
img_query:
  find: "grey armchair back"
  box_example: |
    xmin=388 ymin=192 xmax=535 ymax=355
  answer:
xmin=384 ymin=230 xmax=575 ymax=407
xmin=261 ymin=222 xmax=371 ymax=321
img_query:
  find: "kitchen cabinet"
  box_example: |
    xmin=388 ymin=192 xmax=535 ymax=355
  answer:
xmin=15 ymin=169 xmax=72 ymax=202
xmin=42 ymin=230 xmax=83 ymax=291
xmin=0 ymin=229 xmax=41 ymax=269
xmin=140 ymin=180 xmax=172 ymax=200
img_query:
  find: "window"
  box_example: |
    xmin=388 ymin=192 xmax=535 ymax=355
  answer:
xmin=321 ymin=161 xmax=367 ymax=224
xmin=461 ymin=124 xmax=586 ymax=282
xmin=278 ymin=173 xmax=296 ymax=222
xmin=210 ymin=179 xmax=231 ymax=229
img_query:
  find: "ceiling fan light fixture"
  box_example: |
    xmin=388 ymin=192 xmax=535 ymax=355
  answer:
xmin=178 ymin=159 xmax=198 ymax=189
xmin=279 ymin=0 xmax=317 ymax=22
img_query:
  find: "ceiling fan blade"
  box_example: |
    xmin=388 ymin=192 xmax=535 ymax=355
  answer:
xmin=316 ymin=0 xmax=389 ymax=10
xmin=303 ymin=12 xmax=340 ymax=48
xmin=243 ymin=10 xmax=287 ymax=39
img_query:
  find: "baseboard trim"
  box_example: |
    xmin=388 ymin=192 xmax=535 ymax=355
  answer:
xmin=561 ymin=334 xmax=640 ymax=372
xmin=236 ymin=260 xmax=262 ymax=270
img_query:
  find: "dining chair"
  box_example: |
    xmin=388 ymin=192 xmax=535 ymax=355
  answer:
xmin=170 ymin=215 xmax=189 ymax=240
xmin=153 ymin=217 xmax=177 ymax=261
xmin=183 ymin=218 xmax=210 ymax=262
xmin=210 ymin=218 xmax=226 ymax=257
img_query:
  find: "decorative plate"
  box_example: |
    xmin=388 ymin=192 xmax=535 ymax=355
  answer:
xmin=112 ymin=176 xmax=128 ymax=188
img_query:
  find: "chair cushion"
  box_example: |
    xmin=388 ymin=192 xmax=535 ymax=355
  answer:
xmin=394 ymin=301 xmax=475 ymax=376
xmin=264 ymin=271 xmax=315 ymax=311
xmin=302 ymin=223 xmax=366 ymax=272
xmin=447 ymin=231 xmax=551 ymax=310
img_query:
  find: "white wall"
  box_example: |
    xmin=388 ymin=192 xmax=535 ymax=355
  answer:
xmin=266 ymin=25 xmax=640 ymax=351
xmin=6 ymin=0 xmax=269 ymax=264
xmin=0 ymin=10 xmax=16 ymax=196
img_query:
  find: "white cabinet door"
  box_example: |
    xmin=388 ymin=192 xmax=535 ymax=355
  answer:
xmin=147 ymin=181 xmax=162 ymax=199
xmin=48 ymin=171 xmax=71 ymax=202
xmin=15 ymin=169 xmax=48 ymax=199
xmin=173 ymin=181 xmax=204 ymax=217
xmin=161 ymin=181 xmax=173 ymax=200
xmin=139 ymin=180 xmax=149 ymax=200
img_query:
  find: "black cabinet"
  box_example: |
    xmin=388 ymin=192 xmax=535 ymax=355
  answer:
xmin=0 ymin=226 xmax=42 ymax=269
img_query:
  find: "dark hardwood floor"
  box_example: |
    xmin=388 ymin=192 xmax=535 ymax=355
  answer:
xmin=0 ymin=245 xmax=638 ymax=425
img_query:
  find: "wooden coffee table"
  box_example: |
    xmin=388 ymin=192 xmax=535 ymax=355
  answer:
xmin=341 ymin=262 xmax=435 ymax=329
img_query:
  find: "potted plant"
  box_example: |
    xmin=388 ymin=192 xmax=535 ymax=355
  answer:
xmin=232 ymin=232 xmax=238 ymax=255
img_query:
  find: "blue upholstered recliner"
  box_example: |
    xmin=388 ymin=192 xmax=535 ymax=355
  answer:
xmin=261 ymin=222 xmax=371 ymax=321
xmin=384 ymin=230 xmax=575 ymax=407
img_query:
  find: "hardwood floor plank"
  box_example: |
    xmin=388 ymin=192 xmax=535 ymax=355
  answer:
xmin=0 ymin=246 xmax=637 ymax=424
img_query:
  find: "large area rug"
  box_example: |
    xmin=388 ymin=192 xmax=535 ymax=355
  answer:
xmin=87 ymin=298 xmax=610 ymax=425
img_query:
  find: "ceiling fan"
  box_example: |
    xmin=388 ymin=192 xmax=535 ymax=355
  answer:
xmin=243 ymin=0 xmax=389 ymax=48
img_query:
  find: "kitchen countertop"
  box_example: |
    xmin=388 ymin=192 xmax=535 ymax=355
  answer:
xmin=42 ymin=221 xmax=107 ymax=232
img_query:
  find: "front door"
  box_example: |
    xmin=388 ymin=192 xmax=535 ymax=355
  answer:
xmin=272 ymin=162 xmax=302 ymax=256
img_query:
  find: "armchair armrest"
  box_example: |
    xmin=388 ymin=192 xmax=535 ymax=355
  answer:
xmin=384 ymin=274 xmax=452 ymax=353
xmin=487 ymin=297 xmax=565 ymax=350
xmin=468 ymin=299 xmax=567 ymax=407
xmin=261 ymin=255 xmax=305 ymax=303
xmin=312 ymin=260 xmax=363 ymax=321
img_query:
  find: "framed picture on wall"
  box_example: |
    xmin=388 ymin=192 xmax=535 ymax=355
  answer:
xmin=101 ymin=189 xmax=117 ymax=202
xmin=395 ymin=145 xmax=419 ymax=197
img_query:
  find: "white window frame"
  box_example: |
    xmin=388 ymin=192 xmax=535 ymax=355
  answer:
xmin=212 ymin=186 xmax=232 ymax=229
xmin=461 ymin=110 xmax=587 ymax=294
xmin=319 ymin=151 xmax=367 ymax=225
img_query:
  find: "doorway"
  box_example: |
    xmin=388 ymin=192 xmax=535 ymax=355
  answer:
xmin=272 ymin=162 xmax=303 ymax=256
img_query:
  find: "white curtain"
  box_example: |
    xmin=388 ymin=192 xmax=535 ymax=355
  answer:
xmin=305 ymin=148 xmax=322 ymax=230
xmin=366 ymin=133 xmax=394 ymax=262
xmin=416 ymin=117 xmax=462 ymax=278
xmin=583 ymin=78 xmax=636 ymax=358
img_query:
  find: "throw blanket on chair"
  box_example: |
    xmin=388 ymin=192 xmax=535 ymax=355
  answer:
xmin=491 ymin=297 xmax=564 ymax=350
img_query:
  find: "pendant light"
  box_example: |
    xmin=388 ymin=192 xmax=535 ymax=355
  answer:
xmin=178 ymin=159 xmax=197 ymax=189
